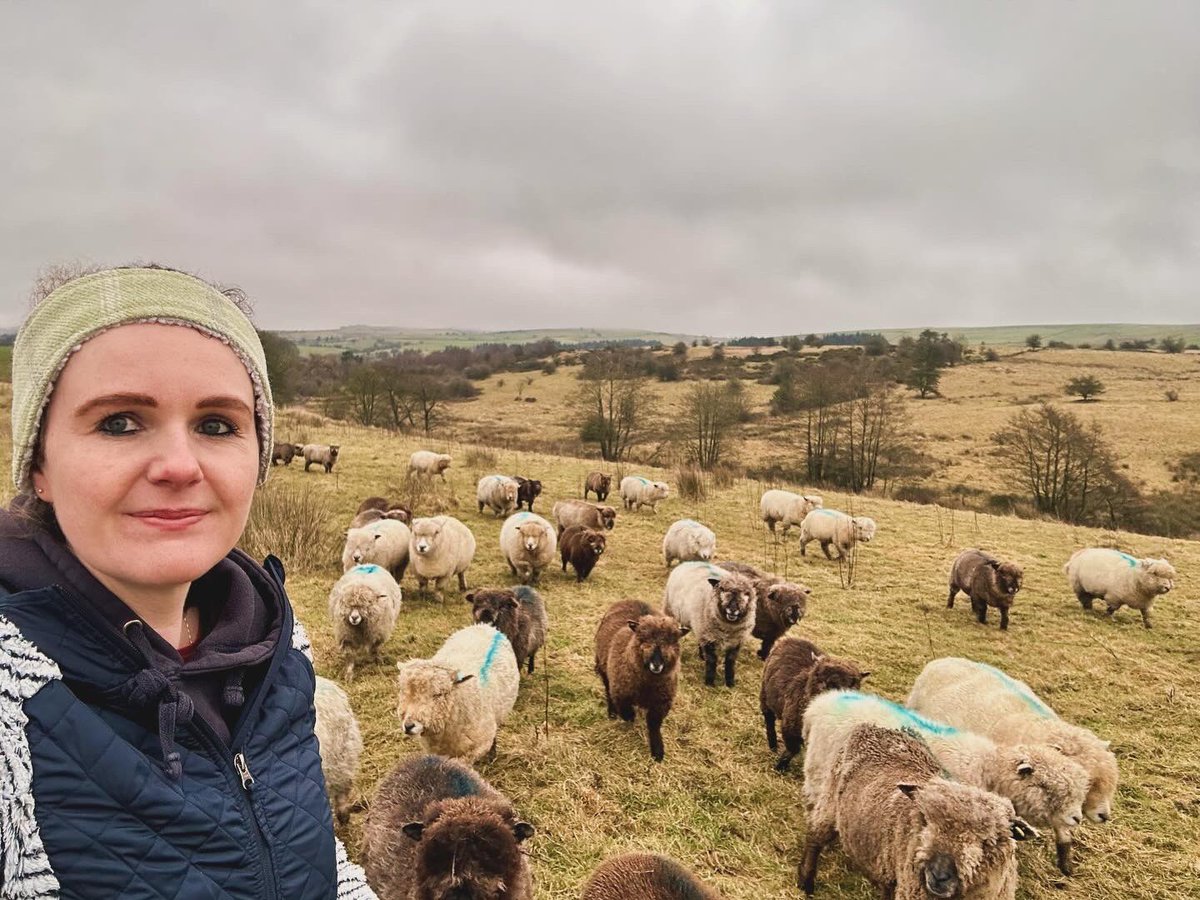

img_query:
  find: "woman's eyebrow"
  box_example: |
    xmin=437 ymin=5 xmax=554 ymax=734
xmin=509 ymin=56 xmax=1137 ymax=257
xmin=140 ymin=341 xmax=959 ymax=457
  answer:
xmin=73 ymin=392 xmax=157 ymax=418
xmin=196 ymin=396 xmax=254 ymax=415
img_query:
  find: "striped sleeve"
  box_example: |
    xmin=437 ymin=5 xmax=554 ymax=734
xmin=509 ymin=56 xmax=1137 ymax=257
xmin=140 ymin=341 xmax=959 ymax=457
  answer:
xmin=335 ymin=837 xmax=377 ymax=899
xmin=291 ymin=615 xmax=314 ymax=663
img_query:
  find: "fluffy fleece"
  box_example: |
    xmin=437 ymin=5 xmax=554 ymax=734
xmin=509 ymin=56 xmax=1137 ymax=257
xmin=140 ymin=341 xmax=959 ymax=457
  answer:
xmin=584 ymin=471 xmax=612 ymax=501
xmin=341 ymin=518 xmax=411 ymax=581
xmin=798 ymin=509 xmax=877 ymax=559
xmin=362 ymin=754 xmax=533 ymax=900
xmin=467 ymin=585 xmax=549 ymax=674
xmin=582 ymin=853 xmax=722 ymax=900
xmin=1065 ymin=547 xmax=1177 ymax=629
xmin=721 ymin=560 xmax=811 ymax=659
xmin=559 ymin=524 xmax=607 ymax=582
xmin=552 ymin=499 xmax=617 ymax=535
xmin=619 ymin=475 xmax=670 ymax=513
xmin=948 ymin=549 xmax=1024 ymax=630
xmin=759 ymin=489 xmax=823 ymax=537
xmin=313 ymin=675 xmax=363 ymax=826
xmin=499 ymin=511 xmax=557 ymax=584
xmin=301 ymin=443 xmax=340 ymax=473
xmin=409 ymin=449 xmax=452 ymax=478
xmin=662 ymin=519 xmax=717 ymax=567
xmin=409 ymin=516 xmax=477 ymax=601
xmin=395 ymin=624 xmax=520 ymax=763
xmin=798 ymin=723 xmax=1033 ymax=900
xmin=663 ymin=562 xmax=756 ymax=688
xmin=327 ymin=564 xmax=403 ymax=681
xmin=476 ymin=474 xmax=520 ymax=517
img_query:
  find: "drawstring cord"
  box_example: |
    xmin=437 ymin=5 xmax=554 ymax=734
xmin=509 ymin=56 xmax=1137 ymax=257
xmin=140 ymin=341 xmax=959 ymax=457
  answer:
xmin=120 ymin=620 xmax=195 ymax=781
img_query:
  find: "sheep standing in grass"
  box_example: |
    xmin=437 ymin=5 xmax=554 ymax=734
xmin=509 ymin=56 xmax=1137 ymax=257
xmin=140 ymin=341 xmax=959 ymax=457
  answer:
xmin=271 ymin=441 xmax=298 ymax=466
xmin=804 ymin=689 xmax=1089 ymax=874
xmin=362 ymin=754 xmax=534 ymax=900
xmin=341 ymin=518 xmax=411 ymax=581
xmin=513 ymin=475 xmax=543 ymax=511
xmin=395 ymin=624 xmax=519 ymax=763
xmin=721 ymin=560 xmax=811 ymax=659
xmin=313 ymin=675 xmax=362 ymax=826
xmin=553 ymin=498 xmax=617 ymax=535
xmin=584 ymin=471 xmax=612 ymax=501
xmin=582 ymin=853 xmax=723 ymax=900
xmin=301 ymin=443 xmax=340 ymax=473
xmin=619 ymin=475 xmax=670 ymax=513
xmin=663 ymin=562 xmax=756 ymax=688
xmin=798 ymin=723 xmax=1034 ymax=900
xmin=948 ymin=549 xmax=1024 ymax=630
xmin=477 ymin=474 xmax=520 ymax=516
xmin=908 ymin=657 xmax=1119 ymax=832
xmin=327 ymin=564 xmax=403 ymax=681
xmin=354 ymin=495 xmax=412 ymax=525
xmin=560 ymin=524 xmax=607 ymax=582
xmin=594 ymin=598 xmax=689 ymax=762
xmin=799 ymin=508 xmax=876 ymax=559
xmin=467 ymin=586 xmax=548 ymax=675
xmin=409 ymin=449 xmax=452 ymax=479
xmin=1065 ymin=547 xmax=1177 ymax=629
xmin=409 ymin=515 xmax=476 ymax=601
xmin=499 ymin=511 xmax=557 ymax=584
xmin=662 ymin=519 xmax=717 ymax=567
xmin=759 ymin=489 xmax=823 ymax=538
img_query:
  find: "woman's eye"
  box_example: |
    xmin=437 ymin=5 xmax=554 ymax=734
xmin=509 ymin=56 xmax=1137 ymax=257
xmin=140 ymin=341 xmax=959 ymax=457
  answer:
xmin=199 ymin=418 xmax=236 ymax=436
xmin=98 ymin=414 xmax=137 ymax=435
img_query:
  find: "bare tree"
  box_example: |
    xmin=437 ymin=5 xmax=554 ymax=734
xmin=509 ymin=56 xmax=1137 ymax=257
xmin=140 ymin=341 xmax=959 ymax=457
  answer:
xmin=342 ymin=365 xmax=384 ymax=426
xmin=843 ymin=385 xmax=906 ymax=492
xmin=681 ymin=380 xmax=744 ymax=470
xmin=573 ymin=348 xmax=652 ymax=462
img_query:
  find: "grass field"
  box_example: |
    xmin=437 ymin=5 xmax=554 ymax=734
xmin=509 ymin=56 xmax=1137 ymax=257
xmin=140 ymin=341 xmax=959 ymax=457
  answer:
xmin=877 ymin=323 xmax=1200 ymax=347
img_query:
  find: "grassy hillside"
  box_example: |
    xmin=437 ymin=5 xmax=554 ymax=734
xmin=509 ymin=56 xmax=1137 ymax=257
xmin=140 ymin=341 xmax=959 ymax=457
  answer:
xmin=274 ymin=326 xmax=702 ymax=355
xmin=877 ymin=323 xmax=1200 ymax=347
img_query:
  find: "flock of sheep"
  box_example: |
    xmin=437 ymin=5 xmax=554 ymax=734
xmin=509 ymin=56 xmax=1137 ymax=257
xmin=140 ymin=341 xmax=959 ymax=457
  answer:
xmin=289 ymin=444 xmax=1178 ymax=899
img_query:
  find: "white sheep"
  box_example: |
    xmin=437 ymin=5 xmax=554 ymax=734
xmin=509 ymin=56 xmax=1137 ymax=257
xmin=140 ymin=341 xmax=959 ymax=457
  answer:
xmin=499 ymin=511 xmax=557 ymax=584
xmin=313 ymin=675 xmax=363 ymax=825
xmin=327 ymin=564 xmax=403 ymax=681
xmin=409 ymin=449 xmax=452 ymax=479
xmin=803 ymin=689 xmax=1089 ymax=875
xmin=409 ymin=515 xmax=477 ymax=601
xmin=798 ymin=508 xmax=876 ymax=559
xmin=1064 ymin=547 xmax=1177 ymax=629
xmin=663 ymin=561 xmax=756 ymax=688
xmin=619 ymin=475 xmax=670 ymax=513
xmin=301 ymin=443 xmax=340 ymax=473
xmin=394 ymin=623 xmax=520 ymax=762
xmin=759 ymin=489 xmax=823 ymax=538
xmin=662 ymin=519 xmax=717 ymax=567
xmin=477 ymin=474 xmax=520 ymax=517
xmin=907 ymin=657 xmax=1119 ymax=831
xmin=341 ymin=518 xmax=411 ymax=581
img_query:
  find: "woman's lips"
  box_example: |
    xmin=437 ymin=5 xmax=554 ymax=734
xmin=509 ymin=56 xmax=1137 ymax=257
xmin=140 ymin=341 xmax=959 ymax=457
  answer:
xmin=129 ymin=509 xmax=208 ymax=530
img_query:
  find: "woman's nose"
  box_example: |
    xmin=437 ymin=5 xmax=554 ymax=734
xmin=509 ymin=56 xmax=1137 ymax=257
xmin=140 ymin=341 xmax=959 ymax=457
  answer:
xmin=146 ymin=427 xmax=204 ymax=484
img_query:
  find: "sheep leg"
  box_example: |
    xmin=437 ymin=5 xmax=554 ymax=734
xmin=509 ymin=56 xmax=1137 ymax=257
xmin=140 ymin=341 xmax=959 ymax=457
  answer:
xmin=599 ymin=672 xmax=616 ymax=718
xmin=702 ymin=643 xmax=719 ymax=687
xmin=766 ymin=519 xmax=776 ymax=536
xmin=1140 ymin=608 xmax=1152 ymax=629
xmin=971 ymin=594 xmax=988 ymax=625
xmin=797 ymin=823 xmax=834 ymax=895
xmin=947 ymin=585 xmax=958 ymax=607
xmin=457 ymin=571 xmax=468 ymax=591
xmin=304 ymin=460 xmax=312 ymax=471
xmin=819 ymin=540 xmax=834 ymax=560
xmin=1076 ymin=590 xmax=1094 ymax=610
xmin=341 ymin=657 xmax=355 ymax=683
xmin=758 ymin=637 xmax=775 ymax=661
xmin=527 ymin=653 xmax=535 ymax=674
xmin=999 ymin=605 xmax=1010 ymax=630
xmin=723 ymin=648 xmax=738 ymax=688
xmin=763 ymin=706 xmax=779 ymax=750
xmin=776 ymin=724 xmax=802 ymax=773
xmin=1054 ymin=826 xmax=1075 ymax=875
xmin=646 ymin=711 xmax=666 ymax=762
xmin=617 ymin=702 xmax=635 ymax=722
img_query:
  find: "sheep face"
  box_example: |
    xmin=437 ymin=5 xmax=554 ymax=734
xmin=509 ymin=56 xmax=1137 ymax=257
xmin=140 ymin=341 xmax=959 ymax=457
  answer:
xmin=992 ymin=561 xmax=1023 ymax=597
xmin=1141 ymin=559 xmax=1176 ymax=594
xmin=585 ymin=531 xmax=607 ymax=557
xmin=651 ymin=482 xmax=670 ymax=501
xmin=628 ymin=615 xmax=688 ymax=675
xmin=768 ymin=584 xmax=810 ymax=625
xmin=809 ymin=657 xmax=868 ymax=695
xmin=467 ymin=589 xmax=520 ymax=631
xmin=710 ymin=576 xmax=754 ymax=624
xmin=687 ymin=530 xmax=714 ymax=560
xmin=334 ymin=582 xmax=388 ymax=633
xmin=436 ymin=455 xmax=452 ymax=472
xmin=805 ymin=495 xmax=824 ymax=509
xmin=852 ymin=517 xmax=877 ymax=542
xmin=346 ymin=529 xmax=386 ymax=565
xmin=1082 ymin=749 xmax=1119 ymax=823
xmin=995 ymin=746 xmax=1087 ymax=831
xmin=599 ymin=507 xmax=617 ymax=530
xmin=395 ymin=662 xmax=473 ymax=737
xmin=502 ymin=482 xmax=519 ymax=505
xmin=412 ymin=521 xmax=443 ymax=556
xmin=517 ymin=522 xmax=546 ymax=553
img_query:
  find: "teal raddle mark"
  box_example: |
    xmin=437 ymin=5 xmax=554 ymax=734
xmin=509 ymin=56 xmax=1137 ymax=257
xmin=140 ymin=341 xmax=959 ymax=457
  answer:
xmin=1114 ymin=551 xmax=1138 ymax=567
xmin=678 ymin=560 xmax=724 ymax=579
xmin=636 ymin=476 xmax=650 ymax=485
xmin=352 ymin=564 xmax=382 ymax=575
xmin=812 ymin=508 xmax=846 ymax=518
xmin=977 ymin=662 xmax=1054 ymax=718
xmin=477 ymin=628 xmax=509 ymax=686
xmin=834 ymin=691 xmax=960 ymax=737
xmin=417 ymin=755 xmax=483 ymax=797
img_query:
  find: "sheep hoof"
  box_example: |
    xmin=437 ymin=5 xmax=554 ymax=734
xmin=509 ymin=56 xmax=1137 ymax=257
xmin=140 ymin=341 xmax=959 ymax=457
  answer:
xmin=774 ymin=755 xmax=792 ymax=773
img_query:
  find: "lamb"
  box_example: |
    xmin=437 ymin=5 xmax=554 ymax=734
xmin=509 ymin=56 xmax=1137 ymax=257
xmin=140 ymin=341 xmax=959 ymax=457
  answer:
xmin=662 ymin=518 xmax=717 ymax=567
xmin=663 ymin=562 xmax=756 ymax=688
xmin=361 ymin=754 xmax=534 ymax=900
xmin=313 ymin=675 xmax=363 ymax=826
xmin=342 ymin=518 xmax=411 ymax=581
xmin=798 ymin=723 xmax=1034 ymax=899
xmin=721 ymin=560 xmax=811 ymax=659
xmin=619 ymin=475 xmax=670 ymax=513
xmin=907 ymin=657 xmax=1120 ymax=831
xmin=476 ymin=474 xmax=520 ymax=516
xmin=395 ymin=623 xmax=519 ymax=762
xmin=409 ymin=515 xmax=477 ymax=601
xmin=559 ymin=524 xmax=607 ymax=582
xmin=327 ymin=563 xmax=403 ymax=681
xmin=409 ymin=449 xmax=452 ymax=479
xmin=759 ymin=488 xmax=823 ymax=537
xmin=552 ymin=498 xmax=617 ymax=535
xmin=1065 ymin=547 xmax=1177 ymax=629
xmin=584 ymin=471 xmax=613 ymax=501
xmin=499 ymin=511 xmax=557 ymax=584
xmin=582 ymin=853 xmax=723 ymax=900
xmin=798 ymin=508 xmax=877 ymax=559
xmin=466 ymin=585 xmax=548 ymax=674
xmin=594 ymin=598 xmax=689 ymax=762
xmin=948 ymin=549 xmax=1024 ymax=630
xmin=301 ymin=443 xmax=340 ymax=473
xmin=804 ymin=689 xmax=1089 ymax=874
xmin=512 ymin=475 xmax=543 ymax=511
xmin=271 ymin=441 xmax=298 ymax=466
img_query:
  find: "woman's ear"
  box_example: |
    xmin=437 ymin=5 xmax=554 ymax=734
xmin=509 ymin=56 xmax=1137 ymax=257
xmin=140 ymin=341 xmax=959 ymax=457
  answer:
xmin=31 ymin=469 xmax=53 ymax=503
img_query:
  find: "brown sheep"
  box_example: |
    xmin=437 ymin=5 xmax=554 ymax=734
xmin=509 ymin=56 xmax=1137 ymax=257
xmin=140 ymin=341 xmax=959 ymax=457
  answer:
xmin=351 ymin=497 xmax=413 ymax=529
xmin=512 ymin=476 xmax=543 ymax=511
xmin=553 ymin=499 xmax=617 ymax=536
xmin=584 ymin=471 xmax=612 ymax=501
xmin=271 ymin=441 xmax=298 ymax=466
xmin=721 ymin=560 xmax=812 ymax=660
xmin=560 ymin=524 xmax=607 ymax=582
xmin=594 ymin=599 xmax=689 ymax=762
xmin=582 ymin=852 xmax=723 ymax=899
xmin=760 ymin=637 xmax=869 ymax=772
xmin=466 ymin=586 xmax=548 ymax=674
xmin=362 ymin=754 xmax=534 ymax=900
xmin=948 ymin=549 xmax=1024 ymax=630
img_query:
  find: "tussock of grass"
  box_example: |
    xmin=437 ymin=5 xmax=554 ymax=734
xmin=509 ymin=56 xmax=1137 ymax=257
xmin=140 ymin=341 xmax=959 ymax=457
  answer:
xmin=238 ymin=480 xmax=341 ymax=575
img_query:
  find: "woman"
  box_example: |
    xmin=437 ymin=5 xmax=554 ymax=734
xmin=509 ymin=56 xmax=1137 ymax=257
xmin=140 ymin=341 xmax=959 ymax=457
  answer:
xmin=0 ymin=266 xmax=376 ymax=899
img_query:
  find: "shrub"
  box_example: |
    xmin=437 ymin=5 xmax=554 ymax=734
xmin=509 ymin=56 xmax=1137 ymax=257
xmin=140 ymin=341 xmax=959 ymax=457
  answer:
xmin=1025 ymin=334 xmax=1042 ymax=349
xmin=1103 ymin=339 xmax=1116 ymax=350
xmin=710 ymin=462 xmax=741 ymax=489
xmin=1166 ymin=389 xmax=1180 ymax=402
xmin=1077 ymin=342 xmax=1092 ymax=349
xmin=1047 ymin=340 xmax=1074 ymax=349
xmin=1159 ymin=335 xmax=1186 ymax=354
xmin=239 ymin=481 xmax=340 ymax=576
xmin=463 ymin=446 xmax=497 ymax=469
xmin=675 ymin=465 xmax=707 ymax=502
xmin=1065 ymin=375 xmax=1106 ymax=401
xmin=464 ymin=364 xmax=493 ymax=381
xmin=983 ymin=348 xmax=1000 ymax=362
xmin=892 ymin=484 xmax=939 ymax=505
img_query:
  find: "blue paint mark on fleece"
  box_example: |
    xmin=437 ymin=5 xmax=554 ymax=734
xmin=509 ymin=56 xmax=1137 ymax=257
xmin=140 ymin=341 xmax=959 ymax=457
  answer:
xmin=678 ymin=560 xmax=723 ymax=579
xmin=416 ymin=755 xmax=483 ymax=798
xmin=834 ymin=691 xmax=960 ymax=737
xmin=510 ymin=510 xmax=533 ymax=521
xmin=1114 ymin=551 xmax=1138 ymax=567
xmin=812 ymin=508 xmax=847 ymax=518
xmin=352 ymin=564 xmax=383 ymax=575
xmin=977 ymin=662 xmax=1055 ymax=718
xmin=477 ymin=628 xmax=509 ymax=686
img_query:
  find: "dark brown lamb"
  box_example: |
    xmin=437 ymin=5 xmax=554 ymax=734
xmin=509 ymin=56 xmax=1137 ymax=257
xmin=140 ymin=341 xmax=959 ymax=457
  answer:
xmin=512 ymin=476 xmax=543 ymax=511
xmin=582 ymin=852 xmax=723 ymax=899
xmin=721 ymin=560 xmax=812 ymax=660
xmin=584 ymin=471 xmax=613 ymax=501
xmin=948 ymin=548 xmax=1024 ymax=630
xmin=560 ymin=524 xmax=607 ymax=582
xmin=271 ymin=441 xmax=297 ymax=465
xmin=466 ymin=585 xmax=548 ymax=674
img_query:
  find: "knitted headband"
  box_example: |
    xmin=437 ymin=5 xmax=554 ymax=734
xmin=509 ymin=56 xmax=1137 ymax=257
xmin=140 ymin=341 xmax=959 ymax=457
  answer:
xmin=11 ymin=267 xmax=274 ymax=491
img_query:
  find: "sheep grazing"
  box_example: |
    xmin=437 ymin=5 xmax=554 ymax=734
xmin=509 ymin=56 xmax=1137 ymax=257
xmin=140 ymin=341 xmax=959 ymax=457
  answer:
xmin=948 ymin=549 xmax=1024 ymax=630
xmin=619 ymin=475 xmax=670 ymax=513
xmin=798 ymin=509 xmax=877 ymax=559
xmin=594 ymin=598 xmax=689 ymax=762
xmin=313 ymin=675 xmax=363 ymax=826
xmin=582 ymin=853 xmax=723 ymax=900
xmin=798 ymin=723 xmax=1034 ymax=900
xmin=908 ymin=657 xmax=1119 ymax=837
xmin=804 ymin=689 xmax=1089 ymax=874
xmin=663 ymin=562 xmax=756 ymax=688
xmin=1065 ymin=547 xmax=1177 ymax=629
xmin=512 ymin=475 xmax=543 ymax=511
xmin=271 ymin=441 xmax=298 ymax=466
xmin=499 ymin=511 xmax=557 ymax=584
xmin=362 ymin=754 xmax=534 ymax=900
xmin=560 ymin=524 xmax=607 ymax=582
xmin=395 ymin=624 xmax=519 ymax=762
xmin=409 ymin=449 xmax=452 ymax=479
xmin=553 ymin=498 xmax=617 ymax=535
xmin=342 ymin=518 xmax=411 ymax=581
xmin=584 ymin=471 xmax=613 ymax=501
xmin=760 ymin=637 xmax=868 ymax=772
xmin=759 ymin=488 xmax=823 ymax=538
xmin=721 ymin=560 xmax=811 ymax=659
xmin=327 ymin=564 xmax=403 ymax=681
xmin=354 ymin=495 xmax=412 ymax=526
xmin=301 ymin=443 xmax=340 ymax=473
xmin=662 ymin=519 xmax=717 ymax=567
xmin=476 ymin=474 xmax=520 ymax=517
xmin=466 ymin=585 xmax=548 ymax=675
xmin=409 ymin=515 xmax=477 ymax=601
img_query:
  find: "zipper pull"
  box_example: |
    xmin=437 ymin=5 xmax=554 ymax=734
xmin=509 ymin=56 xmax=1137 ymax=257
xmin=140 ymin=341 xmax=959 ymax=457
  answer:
xmin=234 ymin=752 xmax=255 ymax=790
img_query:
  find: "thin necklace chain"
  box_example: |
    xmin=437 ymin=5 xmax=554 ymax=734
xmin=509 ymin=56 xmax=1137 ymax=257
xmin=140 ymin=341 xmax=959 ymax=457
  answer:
xmin=182 ymin=607 xmax=195 ymax=646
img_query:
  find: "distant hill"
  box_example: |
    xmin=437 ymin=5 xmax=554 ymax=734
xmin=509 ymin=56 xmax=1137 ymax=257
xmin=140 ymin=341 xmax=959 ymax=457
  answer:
xmin=875 ymin=323 xmax=1200 ymax=347
xmin=274 ymin=326 xmax=703 ymax=355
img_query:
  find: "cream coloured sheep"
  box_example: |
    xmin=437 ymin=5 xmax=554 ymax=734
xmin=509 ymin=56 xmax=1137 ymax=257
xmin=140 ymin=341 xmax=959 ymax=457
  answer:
xmin=663 ymin=562 xmax=756 ymax=688
xmin=313 ymin=675 xmax=363 ymax=825
xmin=477 ymin=474 xmax=520 ymax=516
xmin=798 ymin=508 xmax=876 ymax=559
xmin=409 ymin=449 xmax=452 ymax=479
xmin=341 ymin=518 xmax=411 ymax=581
xmin=499 ymin=511 xmax=557 ymax=584
xmin=1065 ymin=547 xmax=1176 ymax=629
xmin=619 ymin=475 xmax=669 ymax=513
xmin=327 ymin=564 xmax=403 ymax=681
xmin=409 ymin=515 xmax=477 ymax=601
xmin=662 ymin=518 xmax=717 ymax=567
xmin=759 ymin=488 xmax=823 ymax=537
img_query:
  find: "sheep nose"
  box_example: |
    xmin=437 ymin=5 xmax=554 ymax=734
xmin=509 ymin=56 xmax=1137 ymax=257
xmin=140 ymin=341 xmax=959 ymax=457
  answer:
xmin=403 ymin=722 xmax=417 ymax=735
xmin=1097 ymin=812 xmax=1109 ymax=823
xmin=353 ymin=553 xmax=363 ymax=562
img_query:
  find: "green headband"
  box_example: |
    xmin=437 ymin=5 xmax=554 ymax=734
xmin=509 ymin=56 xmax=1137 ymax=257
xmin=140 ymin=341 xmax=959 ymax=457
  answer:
xmin=11 ymin=267 xmax=274 ymax=490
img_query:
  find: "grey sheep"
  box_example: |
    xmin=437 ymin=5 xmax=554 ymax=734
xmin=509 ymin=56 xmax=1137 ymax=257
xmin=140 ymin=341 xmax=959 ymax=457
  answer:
xmin=663 ymin=562 xmax=756 ymax=688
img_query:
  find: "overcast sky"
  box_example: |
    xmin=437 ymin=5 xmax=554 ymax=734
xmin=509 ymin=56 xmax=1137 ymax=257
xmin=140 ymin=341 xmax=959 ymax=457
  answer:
xmin=2 ymin=1 xmax=1197 ymax=334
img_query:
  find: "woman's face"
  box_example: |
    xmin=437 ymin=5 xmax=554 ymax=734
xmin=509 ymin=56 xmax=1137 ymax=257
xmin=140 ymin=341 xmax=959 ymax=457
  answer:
xmin=31 ymin=323 xmax=260 ymax=596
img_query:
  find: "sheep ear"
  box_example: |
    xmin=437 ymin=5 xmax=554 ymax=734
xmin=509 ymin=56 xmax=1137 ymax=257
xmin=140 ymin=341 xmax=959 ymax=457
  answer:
xmin=512 ymin=822 xmax=535 ymax=842
xmin=1010 ymin=817 xmax=1038 ymax=842
xmin=465 ymin=593 xmax=475 ymax=603
xmin=858 ymin=670 xmax=871 ymax=679
xmin=707 ymin=577 xmax=722 ymax=588
xmin=402 ymin=822 xmax=425 ymax=841
xmin=1016 ymin=761 xmax=1035 ymax=778
xmin=453 ymin=673 xmax=475 ymax=685
xmin=896 ymin=782 xmax=921 ymax=798
xmin=1102 ymin=740 xmax=1112 ymax=750
xmin=505 ymin=597 xmax=520 ymax=609
xmin=627 ymin=620 xmax=640 ymax=633
xmin=678 ymin=626 xmax=691 ymax=638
